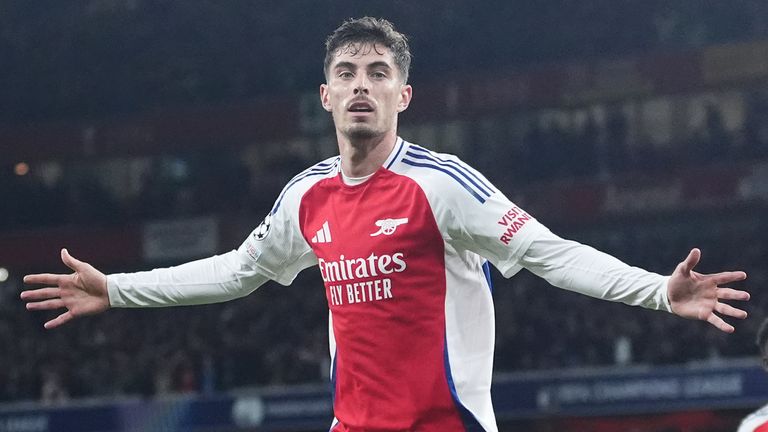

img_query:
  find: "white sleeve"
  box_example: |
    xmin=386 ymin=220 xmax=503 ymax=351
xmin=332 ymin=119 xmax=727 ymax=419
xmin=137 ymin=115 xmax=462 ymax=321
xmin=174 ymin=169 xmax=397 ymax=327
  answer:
xmin=237 ymin=179 xmax=317 ymax=285
xmin=108 ymin=179 xmax=317 ymax=308
xmin=520 ymin=228 xmax=672 ymax=312
xmin=737 ymin=406 xmax=768 ymax=432
xmin=432 ymin=157 xmax=548 ymax=276
xmin=424 ymin=155 xmax=671 ymax=311
xmin=107 ymin=249 xmax=268 ymax=307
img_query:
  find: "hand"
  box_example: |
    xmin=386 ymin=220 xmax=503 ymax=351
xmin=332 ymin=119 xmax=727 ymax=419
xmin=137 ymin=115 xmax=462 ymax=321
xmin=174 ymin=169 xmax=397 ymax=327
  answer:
xmin=667 ymin=248 xmax=749 ymax=333
xmin=21 ymin=248 xmax=110 ymax=329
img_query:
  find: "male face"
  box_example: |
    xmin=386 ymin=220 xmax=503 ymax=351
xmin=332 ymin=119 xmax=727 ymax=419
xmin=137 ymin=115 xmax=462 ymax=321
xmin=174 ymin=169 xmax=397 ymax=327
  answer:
xmin=320 ymin=44 xmax=412 ymax=141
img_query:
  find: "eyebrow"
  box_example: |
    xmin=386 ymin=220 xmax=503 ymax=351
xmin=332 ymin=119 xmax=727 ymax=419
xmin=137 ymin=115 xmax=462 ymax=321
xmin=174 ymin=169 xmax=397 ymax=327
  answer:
xmin=333 ymin=61 xmax=393 ymax=71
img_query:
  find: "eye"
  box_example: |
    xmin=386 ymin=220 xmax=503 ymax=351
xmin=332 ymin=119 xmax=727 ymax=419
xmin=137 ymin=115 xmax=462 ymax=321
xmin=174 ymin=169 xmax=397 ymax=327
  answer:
xmin=371 ymin=71 xmax=387 ymax=79
xmin=338 ymin=71 xmax=354 ymax=79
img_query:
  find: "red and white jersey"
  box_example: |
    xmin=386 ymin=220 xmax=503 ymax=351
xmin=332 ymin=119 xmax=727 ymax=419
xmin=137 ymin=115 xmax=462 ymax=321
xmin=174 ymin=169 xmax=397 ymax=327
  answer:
xmin=109 ymin=138 xmax=670 ymax=432
xmin=240 ymin=138 xmax=546 ymax=431
xmin=739 ymin=404 xmax=768 ymax=432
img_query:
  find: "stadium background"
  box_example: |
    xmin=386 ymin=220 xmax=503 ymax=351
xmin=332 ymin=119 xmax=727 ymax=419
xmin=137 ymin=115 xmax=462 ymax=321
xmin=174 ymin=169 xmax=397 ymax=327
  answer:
xmin=1 ymin=1 xmax=767 ymax=431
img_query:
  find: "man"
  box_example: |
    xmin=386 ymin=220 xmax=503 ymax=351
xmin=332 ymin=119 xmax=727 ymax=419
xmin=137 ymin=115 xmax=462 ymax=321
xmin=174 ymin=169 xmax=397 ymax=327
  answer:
xmin=738 ymin=318 xmax=768 ymax=432
xmin=21 ymin=17 xmax=750 ymax=432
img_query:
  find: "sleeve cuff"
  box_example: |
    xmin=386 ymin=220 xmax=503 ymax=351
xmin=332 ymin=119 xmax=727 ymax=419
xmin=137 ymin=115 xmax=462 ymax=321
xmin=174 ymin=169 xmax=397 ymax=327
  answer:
xmin=657 ymin=276 xmax=673 ymax=313
xmin=106 ymin=274 xmax=126 ymax=308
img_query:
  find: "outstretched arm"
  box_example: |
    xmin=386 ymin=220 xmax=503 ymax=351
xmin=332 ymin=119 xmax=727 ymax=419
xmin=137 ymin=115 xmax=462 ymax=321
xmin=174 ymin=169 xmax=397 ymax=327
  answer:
xmin=667 ymin=248 xmax=749 ymax=333
xmin=21 ymin=248 xmax=110 ymax=329
xmin=21 ymin=247 xmax=271 ymax=330
xmin=520 ymin=230 xmax=750 ymax=333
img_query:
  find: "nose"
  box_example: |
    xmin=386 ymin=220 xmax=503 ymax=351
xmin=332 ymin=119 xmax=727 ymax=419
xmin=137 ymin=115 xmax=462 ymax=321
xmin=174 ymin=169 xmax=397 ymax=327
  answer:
xmin=353 ymin=75 xmax=370 ymax=95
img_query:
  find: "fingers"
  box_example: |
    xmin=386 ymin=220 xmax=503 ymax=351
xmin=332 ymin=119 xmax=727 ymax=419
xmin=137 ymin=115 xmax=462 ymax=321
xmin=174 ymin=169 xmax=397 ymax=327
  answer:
xmin=61 ymin=248 xmax=85 ymax=272
xmin=44 ymin=311 xmax=74 ymax=330
xmin=706 ymin=300 xmax=747 ymax=333
xmin=678 ymin=248 xmax=701 ymax=275
xmin=25 ymin=249 xmax=89 ymax=285
xmin=714 ymin=302 xmax=748 ymax=320
xmin=709 ymin=271 xmax=748 ymax=285
xmin=25 ymin=298 xmax=65 ymax=311
xmin=717 ymin=287 xmax=750 ymax=301
xmin=23 ymin=273 xmax=65 ymax=286
xmin=20 ymin=287 xmax=61 ymax=301
xmin=706 ymin=313 xmax=735 ymax=333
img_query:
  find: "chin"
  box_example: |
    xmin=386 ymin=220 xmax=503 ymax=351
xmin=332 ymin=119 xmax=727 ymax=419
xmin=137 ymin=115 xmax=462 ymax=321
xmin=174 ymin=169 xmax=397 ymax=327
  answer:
xmin=344 ymin=125 xmax=381 ymax=140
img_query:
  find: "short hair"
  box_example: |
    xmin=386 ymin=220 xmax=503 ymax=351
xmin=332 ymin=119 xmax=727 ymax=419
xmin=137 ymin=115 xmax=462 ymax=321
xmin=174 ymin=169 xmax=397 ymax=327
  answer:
xmin=324 ymin=17 xmax=411 ymax=83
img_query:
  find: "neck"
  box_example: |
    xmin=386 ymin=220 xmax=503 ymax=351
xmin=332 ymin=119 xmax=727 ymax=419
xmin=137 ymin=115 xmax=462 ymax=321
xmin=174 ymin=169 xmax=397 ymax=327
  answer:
xmin=337 ymin=130 xmax=398 ymax=177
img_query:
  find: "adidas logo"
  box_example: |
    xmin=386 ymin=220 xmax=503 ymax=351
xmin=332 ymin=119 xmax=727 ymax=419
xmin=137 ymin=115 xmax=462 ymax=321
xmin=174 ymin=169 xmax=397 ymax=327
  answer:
xmin=311 ymin=221 xmax=332 ymax=244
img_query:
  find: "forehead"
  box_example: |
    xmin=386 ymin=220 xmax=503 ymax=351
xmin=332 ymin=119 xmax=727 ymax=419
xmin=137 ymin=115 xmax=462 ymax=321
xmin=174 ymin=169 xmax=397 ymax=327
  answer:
xmin=330 ymin=42 xmax=396 ymax=68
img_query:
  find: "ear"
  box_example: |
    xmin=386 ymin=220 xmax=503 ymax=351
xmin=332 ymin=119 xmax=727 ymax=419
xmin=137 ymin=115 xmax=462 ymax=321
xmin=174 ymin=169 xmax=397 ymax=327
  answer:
xmin=320 ymin=84 xmax=332 ymax=112
xmin=396 ymin=84 xmax=413 ymax=113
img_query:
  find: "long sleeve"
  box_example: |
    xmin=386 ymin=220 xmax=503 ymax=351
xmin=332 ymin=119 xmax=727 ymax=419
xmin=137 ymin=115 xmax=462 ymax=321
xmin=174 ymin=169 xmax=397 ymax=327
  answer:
xmin=520 ymin=229 xmax=672 ymax=312
xmin=107 ymin=249 xmax=269 ymax=307
xmin=107 ymin=166 xmax=324 ymax=308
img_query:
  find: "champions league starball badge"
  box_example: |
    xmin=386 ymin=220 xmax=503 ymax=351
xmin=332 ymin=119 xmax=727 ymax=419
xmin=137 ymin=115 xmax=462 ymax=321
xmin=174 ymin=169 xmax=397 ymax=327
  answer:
xmin=253 ymin=213 xmax=272 ymax=240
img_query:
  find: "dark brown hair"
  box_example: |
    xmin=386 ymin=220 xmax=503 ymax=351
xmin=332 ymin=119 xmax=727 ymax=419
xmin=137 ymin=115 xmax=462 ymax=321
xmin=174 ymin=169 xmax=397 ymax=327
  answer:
xmin=324 ymin=17 xmax=411 ymax=83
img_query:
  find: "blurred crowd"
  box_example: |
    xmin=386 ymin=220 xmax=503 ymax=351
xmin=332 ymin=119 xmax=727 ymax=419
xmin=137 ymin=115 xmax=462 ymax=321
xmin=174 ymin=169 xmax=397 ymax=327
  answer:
xmin=2 ymin=96 xmax=767 ymax=402
xmin=3 ymin=86 xmax=768 ymax=231
xmin=495 ymin=213 xmax=766 ymax=371
xmin=1 ymin=209 xmax=764 ymax=403
xmin=0 ymin=269 xmax=330 ymax=402
xmin=2 ymin=0 xmax=768 ymax=406
xmin=510 ymin=97 xmax=768 ymax=182
xmin=1 ymin=0 xmax=768 ymax=122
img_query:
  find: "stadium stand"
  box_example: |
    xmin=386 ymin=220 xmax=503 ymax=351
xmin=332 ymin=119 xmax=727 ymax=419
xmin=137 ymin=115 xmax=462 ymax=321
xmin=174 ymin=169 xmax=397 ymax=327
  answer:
xmin=0 ymin=5 xmax=766 ymax=428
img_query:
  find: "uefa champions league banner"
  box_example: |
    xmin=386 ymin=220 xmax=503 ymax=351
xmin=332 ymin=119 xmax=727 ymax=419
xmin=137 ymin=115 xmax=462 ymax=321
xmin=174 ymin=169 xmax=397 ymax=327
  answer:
xmin=492 ymin=361 xmax=768 ymax=419
xmin=1 ymin=363 xmax=766 ymax=432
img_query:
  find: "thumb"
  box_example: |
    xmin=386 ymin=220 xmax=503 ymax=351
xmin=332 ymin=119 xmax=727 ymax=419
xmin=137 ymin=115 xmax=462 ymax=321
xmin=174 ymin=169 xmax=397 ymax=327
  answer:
xmin=678 ymin=248 xmax=701 ymax=275
xmin=61 ymin=248 xmax=85 ymax=272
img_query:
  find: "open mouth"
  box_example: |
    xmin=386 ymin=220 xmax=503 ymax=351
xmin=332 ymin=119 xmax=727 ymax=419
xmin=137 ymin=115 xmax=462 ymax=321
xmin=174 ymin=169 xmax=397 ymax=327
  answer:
xmin=348 ymin=101 xmax=374 ymax=113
